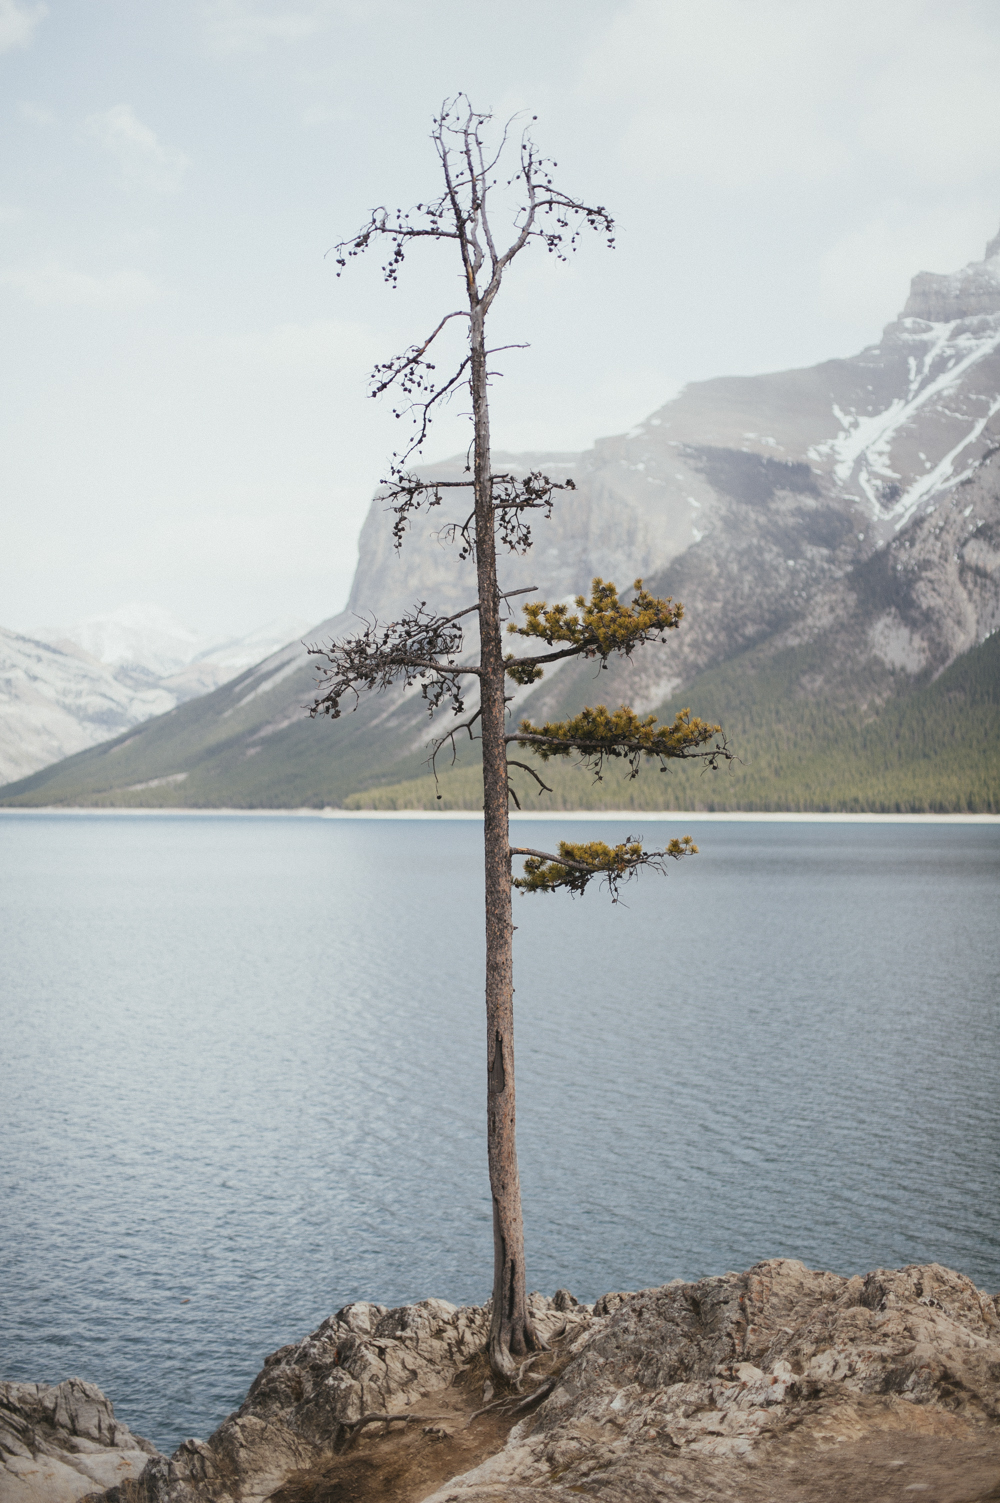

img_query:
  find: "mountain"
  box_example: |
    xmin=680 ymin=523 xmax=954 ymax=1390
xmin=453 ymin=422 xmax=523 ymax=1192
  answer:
xmin=32 ymin=603 xmax=313 ymax=686
xmin=1 ymin=609 xmax=311 ymax=783
xmin=3 ymin=230 xmax=999 ymax=811
xmin=0 ymin=631 xmax=179 ymax=787
xmin=32 ymin=602 xmax=204 ymax=678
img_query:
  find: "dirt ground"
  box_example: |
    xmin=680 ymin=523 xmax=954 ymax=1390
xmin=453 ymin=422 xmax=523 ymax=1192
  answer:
xmin=755 ymin=1434 xmax=1000 ymax=1503
xmin=267 ymin=1349 xmax=526 ymax=1503
xmin=266 ymin=1343 xmax=1000 ymax=1503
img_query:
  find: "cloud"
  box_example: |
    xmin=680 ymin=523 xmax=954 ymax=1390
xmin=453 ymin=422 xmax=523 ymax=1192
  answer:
xmin=85 ymin=105 xmax=190 ymax=194
xmin=580 ymin=0 xmax=1000 ymax=192
xmin=202 ymin=0 xmax=389 ymax=51
xmin=0 ymin=0 xmax=46 ymax=54
xmin=0 ymin=263 xmax=164 ymax=307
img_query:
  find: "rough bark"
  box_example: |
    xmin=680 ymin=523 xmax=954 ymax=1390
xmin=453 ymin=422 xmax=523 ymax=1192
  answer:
xmin=469 ymin=318 xmax=541 ymax=1376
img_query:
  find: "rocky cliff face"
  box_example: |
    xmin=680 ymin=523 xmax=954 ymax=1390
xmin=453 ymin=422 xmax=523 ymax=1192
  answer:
xmin=307 ymin=226 xmax=1000 ymax=729
xmin=54 ymin=1259 xmax=1000 ymax=1503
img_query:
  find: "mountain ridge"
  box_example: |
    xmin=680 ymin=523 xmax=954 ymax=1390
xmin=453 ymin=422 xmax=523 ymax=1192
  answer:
xmin=0 ymin=612 xmax=311 ymax=784
xmin=3 ymin=229 xmax=999 ymax=811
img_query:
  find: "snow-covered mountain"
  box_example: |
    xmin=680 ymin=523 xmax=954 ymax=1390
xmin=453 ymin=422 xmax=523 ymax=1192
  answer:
xmin=1 ymin=610 xmax=311 ymax=783
xmin=33 ymin=602 xmax=204 ymax=677
xmin=162 ymin=617 xmax=314 ymax=698
xmin=0 ymin=631 xmax=178 ymax=786
xmin=33 ymin=603 xmax=311 ymax=680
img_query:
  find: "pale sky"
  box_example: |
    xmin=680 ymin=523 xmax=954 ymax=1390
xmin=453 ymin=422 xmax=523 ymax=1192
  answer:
xmin=3 ymin=0 xmax=1000 ymax=637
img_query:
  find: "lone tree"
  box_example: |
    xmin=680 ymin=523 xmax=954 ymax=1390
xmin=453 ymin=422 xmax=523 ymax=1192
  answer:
xmin=310 ymin=98 xmax=729 ymax=1378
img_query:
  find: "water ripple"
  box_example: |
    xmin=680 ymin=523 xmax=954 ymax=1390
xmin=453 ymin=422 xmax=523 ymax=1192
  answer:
xmin=0 ymin=814 xmax=997 ymax=1454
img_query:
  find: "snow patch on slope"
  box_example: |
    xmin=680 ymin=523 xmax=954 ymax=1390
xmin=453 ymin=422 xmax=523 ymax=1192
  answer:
xmin=809 ymin=317 xmax=1000 ymax=527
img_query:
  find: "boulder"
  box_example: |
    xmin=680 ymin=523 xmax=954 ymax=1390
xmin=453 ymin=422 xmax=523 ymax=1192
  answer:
xmin=0 ymin=1378 xmax=158 ymax=1503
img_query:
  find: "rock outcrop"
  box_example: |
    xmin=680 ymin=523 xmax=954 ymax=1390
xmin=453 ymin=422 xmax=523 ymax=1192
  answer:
xmin=423 ymin=1260 xmax=1000 ymax=1503
xmin=0 ymin=1378 xmax=158 ymax=1502
xmin=74 ymin=1259 xmax=1000 ymax=1503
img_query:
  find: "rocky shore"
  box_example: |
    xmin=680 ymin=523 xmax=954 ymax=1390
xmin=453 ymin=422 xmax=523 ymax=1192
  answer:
xmin=3 ymin=1260 xmax=999 ymax=1503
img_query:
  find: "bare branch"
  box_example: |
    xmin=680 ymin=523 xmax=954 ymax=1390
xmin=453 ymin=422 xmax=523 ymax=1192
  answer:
xmin=427 ymin=703 xmax=483 ymax=802
xmin=438 ymin=470 xmax=577 ymax=559
xmin=385 ymin=467 xmax=576 ymax=559
xmin=369 ymin=311 xmax=470 ymax=399
xmin=505 ymin=759 xmax=553 ymax=796
xmin=307 ymin=604 xmax=480 ymax=722
xmin=378 ymin=473 xmax=472 ymax=549
xmin=382 ymin=353 xmax=472 ymax=480
xmin=330 ymin=96 xmax=615 ymax=475
xmin=441 ymin=585 xmax=538 ymax=628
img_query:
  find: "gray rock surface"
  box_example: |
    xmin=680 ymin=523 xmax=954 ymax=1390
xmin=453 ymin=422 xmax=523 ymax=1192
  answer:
xmin=102 ymin=1298 xmax=496 ymax=1503
xmin=423 ymin=1259 xmax=1000 ymax=1501
xmin=80 ymin=1259 xmax=1000 ymax=1502
xmin=0 ymin=1378 xmax=157 ymax=1502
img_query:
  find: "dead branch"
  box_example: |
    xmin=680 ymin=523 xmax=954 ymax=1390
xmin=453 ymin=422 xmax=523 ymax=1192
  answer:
xmin=439 ymin=585 xmax=538 ymax=628
xmin=428 ymin=707 xmax=483 ymax=788
xmin=330 ymin=93 xmax=611 ymax=510
xmin=504 ymin=759 xmax=553 ymax=796
xmin=308 ymin=603 xmax=480 ymax=720
xmin=369 ymin=310 xmax=470 ymax=398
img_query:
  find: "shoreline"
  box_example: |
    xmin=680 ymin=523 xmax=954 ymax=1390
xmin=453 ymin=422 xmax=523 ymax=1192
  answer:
xmin=1 ymin=807 xmax=998 ymax=823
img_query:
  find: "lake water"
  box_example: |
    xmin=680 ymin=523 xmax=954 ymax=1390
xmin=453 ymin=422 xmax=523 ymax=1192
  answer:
xmin=1 ymin=812 xmax=998 ymax=1455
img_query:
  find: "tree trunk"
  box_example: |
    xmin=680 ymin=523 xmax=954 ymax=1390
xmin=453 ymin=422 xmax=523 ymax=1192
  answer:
xmin=470 ymin=314 xmax=541 ymax=1378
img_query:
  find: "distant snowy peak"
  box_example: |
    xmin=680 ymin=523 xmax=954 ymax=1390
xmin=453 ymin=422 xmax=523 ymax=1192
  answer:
xmin=195 ymin=618 xmax=312 ymax=672
xmin=0 ymin=629 xmax=177 ymax=786
xmin=3 ymin=610 xmax=316 ymax=784
xmin=32 ymin=605 xmax=311 ymax=679
xmin=35 ymin=602 xmax=202 ymax=676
